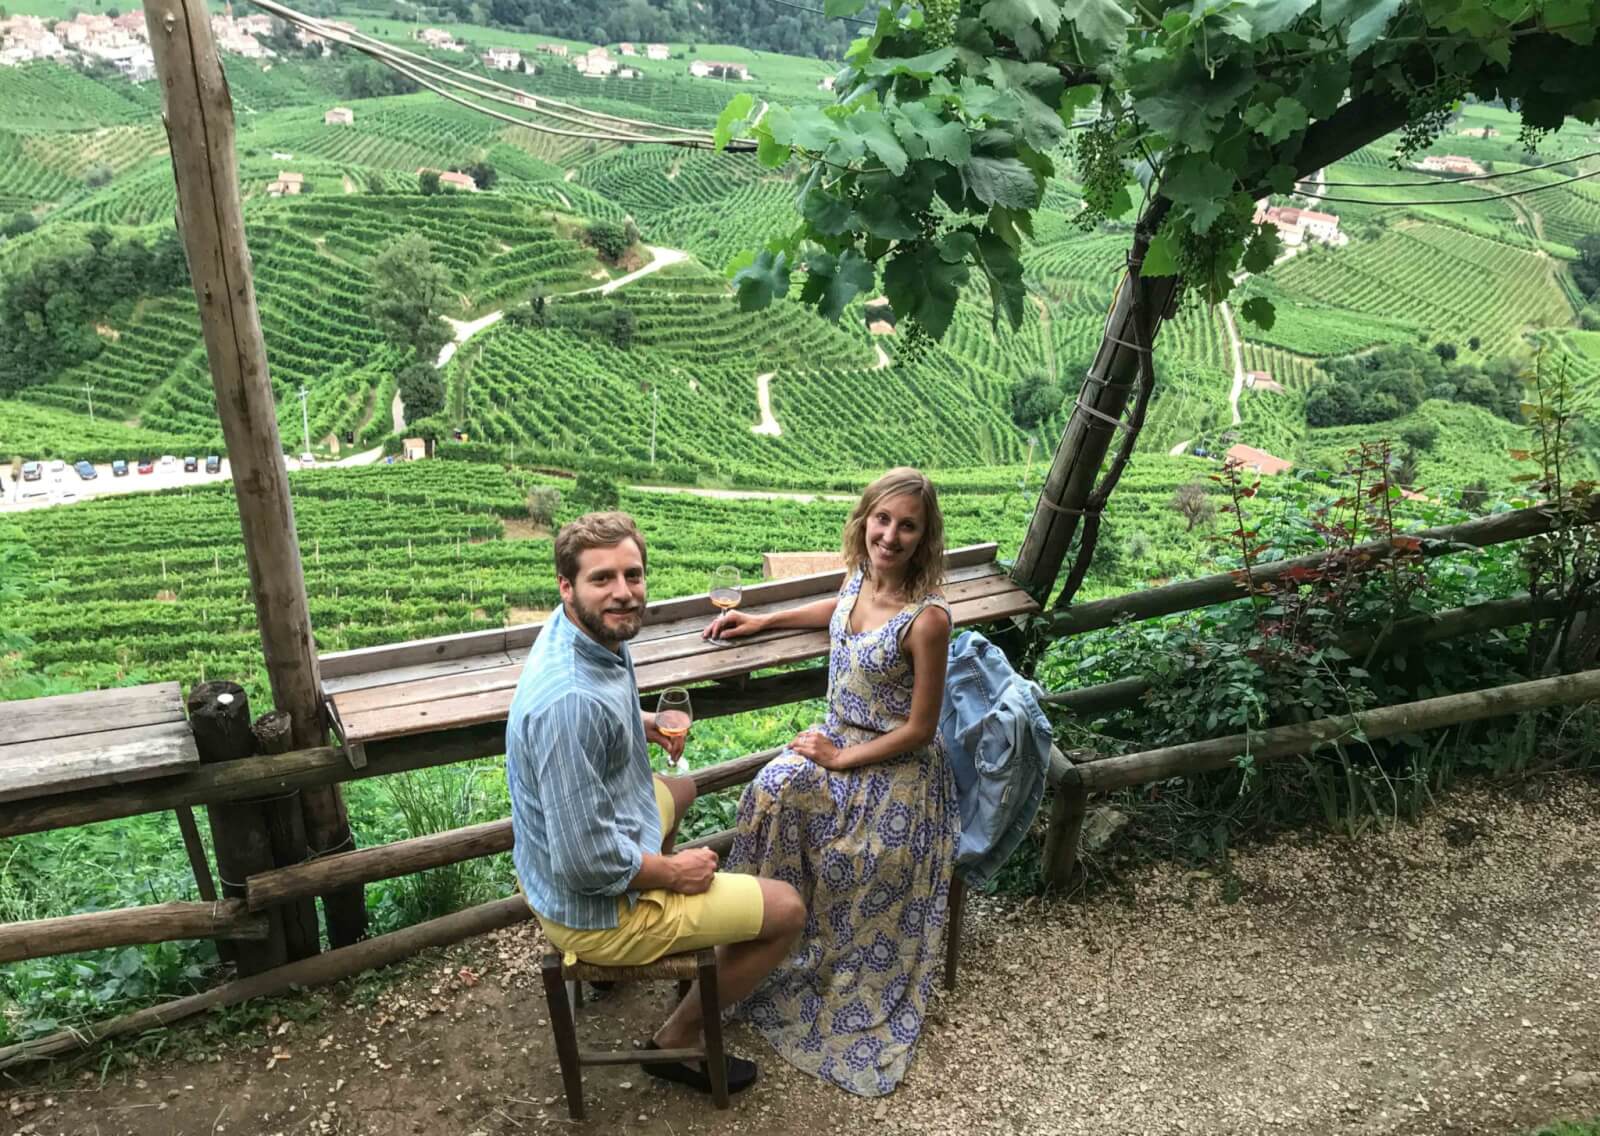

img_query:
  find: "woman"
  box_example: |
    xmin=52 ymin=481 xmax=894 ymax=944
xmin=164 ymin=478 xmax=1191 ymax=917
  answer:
xmin=707 ymin=467 xmax=957 ymax=1097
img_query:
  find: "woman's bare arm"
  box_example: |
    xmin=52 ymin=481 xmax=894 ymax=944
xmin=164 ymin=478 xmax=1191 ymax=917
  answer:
xmin=703 ymin=595 xmax=836 ymax=639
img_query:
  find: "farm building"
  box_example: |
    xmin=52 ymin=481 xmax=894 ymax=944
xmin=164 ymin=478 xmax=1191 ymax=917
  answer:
xmin=1253 ymin=203 xmax=1344 ymax=247
xmin=1244 ymin=370 xmax=1285 ymax=393
xmin=537 ymin=43 xmax=568 ymax=57
xmin=265 ymin=170 xmax=304 ymax=196
xmin=574 ymin=47 xmax=617 ymax=77
xmin=1416 ymin=154 xmax=1486 ymax=176
xmin=438 ymin=170 xmax=477 ymax=192
xmin=689 ymin=59 xmax=750 ymax=80
xmin=617 ymin=42 xmax=636 ymax=55
xmin=1226 ymin=443 xmax=1293 ymax=476
xmin=818 ymin=74 xmax=835 ymax=90
xmin=483 ymin=46 xmax=521 ymax=71
xmin=415 ymin=27 xmax=462 ymax=51
xmin=322 ymin=106 xmax=353 ymax=125
xmin=646 ymin=43 xmax=669 ymax=59
xmin=401 ymin=437 xmax=428 ymax=461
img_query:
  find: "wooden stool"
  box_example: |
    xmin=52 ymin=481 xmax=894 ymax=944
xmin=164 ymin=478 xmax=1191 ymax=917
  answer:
xmin=540 ymin=948 xmax=728 ymax=1120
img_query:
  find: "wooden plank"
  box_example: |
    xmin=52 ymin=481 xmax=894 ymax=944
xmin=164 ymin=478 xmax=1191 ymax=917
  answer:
xmin=0 ymin=899 xmax=268 ymax=966
xmin=335 ymin=583 xmax=1038 ymax=744
xmin=0 ymin=682 xmax=184 ymax=746
xmin=317 ymin=544 xmax=1001 ymax=681
xmin=331 ymin=570 xmax=1023 ymax=724
xmin=0 ymin=722 xmax=199 ymax=804
xmin=321 ymin=650 xmax=515 ymax=697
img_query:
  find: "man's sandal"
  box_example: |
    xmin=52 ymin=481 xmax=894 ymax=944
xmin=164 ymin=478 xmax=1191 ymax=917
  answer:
xmin=640 ymin=1040 xmax=759 ymax=1095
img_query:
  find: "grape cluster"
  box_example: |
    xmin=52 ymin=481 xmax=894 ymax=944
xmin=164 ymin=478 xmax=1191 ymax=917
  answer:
xmin=920 ymin=0 xmax=959 ymax=48
xmin=1394 ymin=76 xmax=1470 ymax=163
xmin=1072 ymin=124 xmax=1127 ymax=231
xmin=1170 ymin=197 xmax=1252 ymax=304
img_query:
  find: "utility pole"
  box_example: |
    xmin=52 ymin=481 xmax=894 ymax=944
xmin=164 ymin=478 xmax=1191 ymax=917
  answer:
xmin=297 ymin=384 xmax=311 ymax=458
xmin=83 ymin=382 xmax=95 ymax=424
xmin=649 ymin=385 xmax=658 ymax=466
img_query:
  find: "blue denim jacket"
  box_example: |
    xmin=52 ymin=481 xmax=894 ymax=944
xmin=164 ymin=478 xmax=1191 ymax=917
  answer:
xmin=939 ymin=631 xmax=1052 ymax=888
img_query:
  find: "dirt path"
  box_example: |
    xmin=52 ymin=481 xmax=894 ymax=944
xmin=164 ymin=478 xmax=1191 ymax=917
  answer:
xmin=1031 ymin=294 xmax=1057 ymax=383
xmin=751 ymin=372 xmax=780 ymax=436
xmin=874 ymin=343 xmax=891 ymax=370
xmin=1169 ymin=438 xmax=1192 ymax=456
xmin=628 ymin=483 xmax=855 ymax=503
xmin=574 ymin=246 xmax=690 ymax=297
xmin=1219 ymin=300 xmax=1246 ymax=426
xmin=390 ymin=389 xmax=405 ymax=434
xmin=8 ymin=778 xmax=1599 ymax=1136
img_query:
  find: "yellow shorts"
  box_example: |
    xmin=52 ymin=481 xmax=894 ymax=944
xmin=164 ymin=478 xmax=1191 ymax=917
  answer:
xmin=537 ymin=775 xmax=765 ymax=967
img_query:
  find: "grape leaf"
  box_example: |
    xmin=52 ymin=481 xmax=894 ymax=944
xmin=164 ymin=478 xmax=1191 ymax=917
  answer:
xmin=1238 ymin=0 xmax=1316 ymax=37
xmin=856 ymin=191 xmax=921 ymax=239
xmin=1241 ymin=222 xmax=1282 ymax=273
xmin=801 ymin=188 xmax=857 ymax=235
xmin=976 ymin=231 xmax=1026 ymax=328
xmin=894 ymin=102 xmax=974 ymax=164
xmin=800 ymin=249 xmax=876 ymax=321
xmin=769 ymin=105 xmax=841 ymax=152
xmin=883 ymin=243 xmax=969 ymax=339
xmin=862 ymin=47 xmax=958 ymax=78
xmin=846 ymin=111 xmax=909 ymax=176
xmin=1245 ymin=95 xmax=1308 ymax=143
xmin=1322 ymin=0 xmax=1403 ymax=56
xmin=732 ymin=249 xmax=791 ymax=312
xmin=987 ymin=59 xmax=1069 ymax=149
xmin=1061 ymin=0 xmax=1135 ymax=53
xmin=959 ymin=155 xmax=1043 ymax=208
xmin=755 ymin=124 xmax=792 ymax=169
xmin=1239 ymin=296 xmax=1277 ymax=330
xmin=979 ymin=0 xmax=1064 ymax=57
xmin=1160 ymin=154 xmax=1235 ymax=232
xmin=1140 ymin=232 xmax=1180 ymax=277
xmin=713 ymin=93 xmax=754 ymax=152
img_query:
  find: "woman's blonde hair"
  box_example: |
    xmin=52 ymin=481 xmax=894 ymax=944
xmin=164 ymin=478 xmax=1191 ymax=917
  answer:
xmin=842 ymin=467 xmax=946 ymax=601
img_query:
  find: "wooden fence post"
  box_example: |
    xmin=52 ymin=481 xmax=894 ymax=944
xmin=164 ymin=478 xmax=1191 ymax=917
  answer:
xmin=187 ymin=682 xmax=286 ymax=975
xmin=1041 ymin=751 xmax=1087 ymax=890
xmin=143 ymin=0 xmax=366 ymax=946
xmin=252 ymin=711 xmax=320 ymax=961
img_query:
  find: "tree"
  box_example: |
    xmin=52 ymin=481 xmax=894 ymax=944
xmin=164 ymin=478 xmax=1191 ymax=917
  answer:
xmin=418 ymin=170 xmax=441 ymax=195
xmin=396 ymin=361 xmax=444 ymax=421
xmin=84 ymin=163 xmax=113 ymax=188
xmin=1433 ymin=342 xmax=1458 ymax=363
xmin=1170 ymin=482 xmax=1214 ymax=532
xmin=368 ymin=234 xmax=453 ymax=362
xmin=572 ymin=471 xmax=618 ymax=512
xmin=1008 ymin=372 xmax=1061 ymax=430
xmin=710 ymin=1 xmax=1600 ymax=599
xmin=1574 ymin=235 xmax=1600 ymax=301
xmin=526 ymin=486 xmax=561 ymax=527
xmin=1401 ymin=423 xmax=1439 ymax=453
xmin=585 ymin=220 xmax=630 ymax=263
xmin=463 ymin=161 xmax=497 ymax=190
xmin=1468 ymin=335 xmax=1482 ymax=351
xmin=1 ymin=213 xmax=36 ymax=239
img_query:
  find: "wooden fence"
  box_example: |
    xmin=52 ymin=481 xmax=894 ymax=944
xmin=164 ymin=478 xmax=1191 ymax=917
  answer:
xmin=4 ymin=499 xmax=1599 ymax=1068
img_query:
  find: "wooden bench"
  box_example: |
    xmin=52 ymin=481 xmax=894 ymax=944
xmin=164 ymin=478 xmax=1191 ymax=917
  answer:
xmin=0 ymin=682 xmax=199 ymax=804
xmin=320 ymin=543 xmax=1039 ymax=763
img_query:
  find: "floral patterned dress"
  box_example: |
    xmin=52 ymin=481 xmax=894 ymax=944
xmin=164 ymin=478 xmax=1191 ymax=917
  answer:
xmin=726 ymin=568 xmax=958 ymax=1097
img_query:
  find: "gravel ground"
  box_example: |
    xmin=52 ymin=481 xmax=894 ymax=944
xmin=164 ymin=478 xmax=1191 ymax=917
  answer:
xmin=5 ymin=775 xmax=1598 ymax=1136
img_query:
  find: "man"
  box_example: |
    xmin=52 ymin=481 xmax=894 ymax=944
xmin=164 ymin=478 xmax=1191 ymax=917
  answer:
xmin=507 ymin=511 xmax=804 ymax=1096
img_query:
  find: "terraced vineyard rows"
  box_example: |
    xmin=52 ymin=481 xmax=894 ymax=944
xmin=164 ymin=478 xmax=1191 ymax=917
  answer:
xmin=0 ymin=61 xmax=157 ymax=130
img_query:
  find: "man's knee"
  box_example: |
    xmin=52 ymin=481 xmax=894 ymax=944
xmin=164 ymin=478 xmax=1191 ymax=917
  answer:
xmin=662 ymin=774 xmax=697 ymax=817
xmin=757 ymin=879 xmax=805 ymax=939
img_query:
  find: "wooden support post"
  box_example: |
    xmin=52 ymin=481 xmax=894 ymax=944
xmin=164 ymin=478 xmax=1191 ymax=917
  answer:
xmin=187 ymin=682 xmax=286 ymax=975
xmin=0 ymin=900 xmax=268 ymax=965
xmin=173 ymin=806 xmax=216 ymax=902
xmin=142 ymin=0 xmax=365 ymax=947
xmin=252 ymin=710 xmax=320 ymax=961
xmin=1041 ymin=748 xmax=1086 ymax=890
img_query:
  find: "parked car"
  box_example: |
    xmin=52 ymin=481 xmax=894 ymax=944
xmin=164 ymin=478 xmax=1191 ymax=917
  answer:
xmin=111 ymin=459 xmax=129 ymax=477
xmin=160 ymin=454 xmax=177 ymax=469
xmin=182 ymin=455 xmax=198 ymax=472
xmin=21 ymin=461 xmax=41 ymax=482
xmin=137 ymin=458 xmax=154 ymax=475
xmin=204 ymin=454 xmax=221 ymax=473
xmin=47 ymin=459 xmax=65 ymax=480
xmin=299 ymin=452 xmax=315 ymax=467
xmin=74 ymin=460 xmax=97 ymax=480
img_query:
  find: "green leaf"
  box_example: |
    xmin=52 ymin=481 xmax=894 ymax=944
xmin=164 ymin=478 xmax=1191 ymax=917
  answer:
xmin=755 ymin=124 xmax=792 ymax=169
xmin=825 ymin=0 xmax=868 ymax=15
xmin=1543 ymin=0 xmax=1597 ymax=43
xmin=1061 ymin=0 xmax=1135 ymax=53
xmin=712 ymin=93 xmax=754 ymax=152
xmin=1239 ymin=296 xmax=1276 ymax=330
xmin=1239 ymin=0 xmax=1317 ymax=36
xmin=732 ymin=249 xmax=790 ymax=312
xmin=1129 ymin=56 xmax=1254 ymax=150
xmin=801 ymin=188 xmax=857 ymax=236
xmin=862 ymin=47 xmax=959 ymax=78
xmin=1295 ymin=55 xmax=1351 ymax=118
xmin=856 ymin=191 xmax=921 ymax=239
xmin=960 ymin=155 xmax=1043 ymax=208
xmin=1322 ymin=0 xmax=1403 ymax=56
xmin=1160 ymin=153 xmax=1235 ymax=232
xmin=1263 ymin=162 xmax=1299 ymax=194
xmin=847 ymin=111 xmax=909 ymax=176
xmin=1241 ymin=223 xmax=1282 ymax=273
xmin=800 ymin=248 xmax=876 ymax=321
xmin=988 ymin=59 xmax=1069 ymax=149
xmin=894 ymin=102 xmax=974 ymax=164
xmin=938 ymin=230 xmax=979 ymax=263
xmin=979 ymin=0 xmax=1064 ymax=56
xmin=769 ymin=105 xmax=841 ymax=152
xmin=1246 ymin=95 xmax=1308 ymax=143
xmin=976 ymin=230 xmax=1026 ymax=328
xmin=883 ymin=242 xmax=969 ymax=339
xmin=1141 ymin=232 xmax=1180 ymax=277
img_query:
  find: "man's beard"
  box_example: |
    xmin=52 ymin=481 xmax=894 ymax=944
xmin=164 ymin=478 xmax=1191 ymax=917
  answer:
xmin=569 ymin=593 xmax=644 ymax=646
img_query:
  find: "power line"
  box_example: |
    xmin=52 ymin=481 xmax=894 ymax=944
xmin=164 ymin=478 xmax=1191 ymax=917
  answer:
xmin=759 ymin=0 xmax=879 ymax=27
xmin=1298 ymin=164 xmax=1600 ymax=206
xmin=1321 ymin=148 xmax=1600 ymax=188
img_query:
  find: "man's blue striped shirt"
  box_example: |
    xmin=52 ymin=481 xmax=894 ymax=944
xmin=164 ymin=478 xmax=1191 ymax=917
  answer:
xmin=506 ymin=605 xmax=661 ymax=930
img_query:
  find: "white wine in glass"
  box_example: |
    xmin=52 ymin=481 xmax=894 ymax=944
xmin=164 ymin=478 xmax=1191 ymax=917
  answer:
xmin=708 ymin=564 xmax=742 ymax=644
xmin=655 ymin=687 xmax=692 ymax=768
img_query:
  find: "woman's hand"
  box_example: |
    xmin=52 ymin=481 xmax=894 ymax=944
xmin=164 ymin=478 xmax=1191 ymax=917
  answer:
xmin=703 ymin=609 xmax=766 ymax=641
xmin=792 ymin=730 xmax=851 ymax=770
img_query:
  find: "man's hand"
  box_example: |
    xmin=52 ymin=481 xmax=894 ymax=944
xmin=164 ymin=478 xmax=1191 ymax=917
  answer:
xmin=668 ymin=848 xmax=718 ymax=894
xmin=643 ymin=711 xmax=686 ymax=765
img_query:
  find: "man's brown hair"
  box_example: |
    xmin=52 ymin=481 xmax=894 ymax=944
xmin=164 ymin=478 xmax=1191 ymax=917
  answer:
xmin=554 ymin=511 xmax=648 ymax=582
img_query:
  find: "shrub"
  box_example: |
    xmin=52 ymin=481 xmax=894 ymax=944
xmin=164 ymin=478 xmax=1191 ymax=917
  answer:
xmin=526 ymin=486 xmax=561 ymax=527
xmin=571 ymin=471 xmax=619 ymax=512
xmin=2 ymin=213 xmax=37 ymax=239
xmin=585 ymin=220 xmax=630 ymax=263
xmin=1400 ymin=423 xmax=1439 ymax=453
xmin=84 ymin=163 xmax=113 ymax=188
